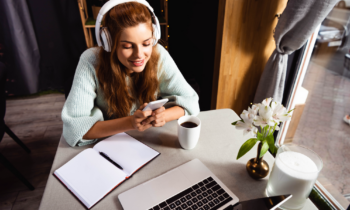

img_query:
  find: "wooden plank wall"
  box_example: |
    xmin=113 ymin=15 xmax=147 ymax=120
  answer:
xmin=212 ymin=0 xmax=288 ymax=114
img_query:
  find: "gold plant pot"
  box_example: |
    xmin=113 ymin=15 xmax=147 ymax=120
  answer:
xmin=246 ymin=142 xmax=270 ymax=179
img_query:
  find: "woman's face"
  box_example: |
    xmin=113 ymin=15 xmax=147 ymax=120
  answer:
xmin=117 ymin=23 xmax=153 ymax=74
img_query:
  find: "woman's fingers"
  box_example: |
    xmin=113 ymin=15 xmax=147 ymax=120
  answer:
xmin=131 ymin=108 xmax=153 ymax=131
xmin=140 ymin=107 xmax=165 ymax=125
xmin=134 ymin=121 xmax=153 ymax=132
xmin=139 ymin=123 xmax=152 ymax=132
xmin=134 ymin=109 xmax=152 ymax=119
xmin=133 ymin=106 xmax=166 ymax=129
xmin=138 ymin=103 xmax=148 ymax=110
xmin=152 ymin=119 xmax=165 ymax=127
xmin=151 ymin=112 xmax=166 ymax=127
xmin=153 ymin=106 xmax=165 ymax=114
xmin=142 ymin=116 xmax=156 ymax=125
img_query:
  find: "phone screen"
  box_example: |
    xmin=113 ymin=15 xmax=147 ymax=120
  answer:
xmin=227 ymin=194 xmax=292 ymax=210
xmin=142 ymin=99 xmax=169 ymax=111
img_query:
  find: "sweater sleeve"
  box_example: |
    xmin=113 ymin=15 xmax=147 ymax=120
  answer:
xmin=157 ymin=45 xmax=200 ymax=116
xmin=61 ymin=51 xmax=104 ymax=147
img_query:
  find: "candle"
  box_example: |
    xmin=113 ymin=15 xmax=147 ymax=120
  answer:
xmin=266 ymin=151 xmax=319 ymax=209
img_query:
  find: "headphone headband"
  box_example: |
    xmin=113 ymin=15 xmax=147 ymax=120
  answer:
xmin=95 ymin=0 xmax=160 ymax=50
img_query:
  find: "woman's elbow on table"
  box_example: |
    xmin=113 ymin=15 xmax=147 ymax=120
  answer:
xmin=184 ymin=95 xmax=200 ymax=116
xmin=62 ymin=123 xmax=98 ymax=147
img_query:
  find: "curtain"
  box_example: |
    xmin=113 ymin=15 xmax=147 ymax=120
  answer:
xmin=254 ymin=0 xmax=339 ymax=103
xmin=0 ymin=0 xmax=40 ymax=95
xmin=0 ymin=0 xmax=86 ymax=97
xmin=26 ymin=0 xmax=86 ymax=98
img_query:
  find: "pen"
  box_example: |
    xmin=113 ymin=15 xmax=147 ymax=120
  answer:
xmin=99 ymin=152 xmax=123 ymax=170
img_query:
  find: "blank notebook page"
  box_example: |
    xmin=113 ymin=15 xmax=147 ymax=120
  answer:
xmin=54 ymin=148 xmax=126 ymax=208
xmin=93 ymin=133 xmax=159 ymax=176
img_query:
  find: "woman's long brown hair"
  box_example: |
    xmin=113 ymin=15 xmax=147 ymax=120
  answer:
xmin=96 ymin=2 xmax=160 ymax=118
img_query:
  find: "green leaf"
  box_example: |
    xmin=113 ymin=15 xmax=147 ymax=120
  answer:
xmin=232 ymin=120 xmax=243 ymax=125
xmin=259 ymin=141 xmax=269 ymax=158
xmin=266 ymin=134 xmax=276 ymax=154
xmin=270 ymin=124 xmax=277 ymax=136
xmin=288 ymin=108 xmax=296 ymax=113
xmin=236 ymin=138 xmax=258 ymax=160
xmin=263 ymin=125 xmax=268 ymax=135
xmin=257 ymin=132 xmax=263 ymax=140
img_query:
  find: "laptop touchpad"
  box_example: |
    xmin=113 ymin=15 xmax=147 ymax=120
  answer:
xmin=149 ymin=168 xmax=191 ymax=203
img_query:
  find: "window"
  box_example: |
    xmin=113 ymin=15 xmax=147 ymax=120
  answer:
xmin=277 ymin=4 xmax=350 ymax=209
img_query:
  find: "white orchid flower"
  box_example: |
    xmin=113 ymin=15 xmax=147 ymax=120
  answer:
xmin=271 ymin=101 xmax=292 ymax=123
xmin=254 ymin=104 xmax=275 ymax=127
xmin=241 ymin=110 xmax=256 ymax=124
xmin=248 ymin=104 xmax=259 ymax=115
xmin=261 ymin=98 xmax=273 ymax=106
xmin=232 ymin=97 xmax=293 ymax=160
xmin=235 ymin=121 xmax=258 ymax=137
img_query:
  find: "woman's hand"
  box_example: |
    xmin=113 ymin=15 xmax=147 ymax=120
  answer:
xmin=130 ymin=103 xmax=153 ymax=131
xmin=141 ymin=106 xmax=185 ymax=127
xmin=142 ymin=106 xmax=166 ymax=127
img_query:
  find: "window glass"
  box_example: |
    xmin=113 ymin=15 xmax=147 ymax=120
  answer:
xmin=286 ymin=3 xmax=350 ymax=208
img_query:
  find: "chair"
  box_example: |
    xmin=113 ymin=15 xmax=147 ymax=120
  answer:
xmin=0 ymin=61 xmax=34 ymax=190
xmin=77 ymin=0 xmax=95 ymax=48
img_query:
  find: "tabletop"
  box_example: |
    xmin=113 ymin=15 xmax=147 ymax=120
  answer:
xmin=39 ymin=109 xmax=317 ymax=210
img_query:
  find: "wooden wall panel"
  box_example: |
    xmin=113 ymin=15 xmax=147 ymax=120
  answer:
xmin=212 ymin=0 xmax=288 ymax=114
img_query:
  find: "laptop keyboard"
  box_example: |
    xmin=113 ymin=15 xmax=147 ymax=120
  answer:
xmin=149 ymin=177 xmax=233 ymax=210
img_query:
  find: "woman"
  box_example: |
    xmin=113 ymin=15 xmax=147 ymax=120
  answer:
xmin=62 ymin=1 xmax=199 ymax=147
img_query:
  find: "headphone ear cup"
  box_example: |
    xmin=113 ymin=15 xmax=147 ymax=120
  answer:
xmin=100 ymin=27 xmax=113 ymax=52
xmin=152 ymin=24 xmax=158 ymax=46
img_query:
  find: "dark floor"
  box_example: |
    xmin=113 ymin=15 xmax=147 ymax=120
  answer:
xmin=0 ymin=93 xmax=65 ymax=210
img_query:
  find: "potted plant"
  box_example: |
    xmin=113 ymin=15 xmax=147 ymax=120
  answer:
xmin=232 ymin=98 xmax=294 ymax=179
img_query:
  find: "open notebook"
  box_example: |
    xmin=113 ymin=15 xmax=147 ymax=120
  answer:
xmin=54 ymin=133 xmax=160 ymax=209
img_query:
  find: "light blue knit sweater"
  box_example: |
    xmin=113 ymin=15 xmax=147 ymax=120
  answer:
xmin=62 ymin=44 xmax=200 ymax=147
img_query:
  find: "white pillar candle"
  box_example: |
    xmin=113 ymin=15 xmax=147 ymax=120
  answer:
xmin=266 ymin=151 xmax=319 ymax=209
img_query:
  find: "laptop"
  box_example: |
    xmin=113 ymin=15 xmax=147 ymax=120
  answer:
xmin=119 ymin=159 xmax=239 ymax=210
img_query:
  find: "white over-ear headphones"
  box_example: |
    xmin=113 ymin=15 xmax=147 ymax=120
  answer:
xmin=95 ymin=0 xmax=161 ymax=52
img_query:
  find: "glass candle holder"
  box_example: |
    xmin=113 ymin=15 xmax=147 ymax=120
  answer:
xmin=265 ymin=143 xmax=323 ymax=210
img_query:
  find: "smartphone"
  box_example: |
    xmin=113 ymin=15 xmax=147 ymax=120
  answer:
xmin=229 ymin=194 xmax=293 ymax=210
xmin=142 ymin=98 xmax=169 ymax=111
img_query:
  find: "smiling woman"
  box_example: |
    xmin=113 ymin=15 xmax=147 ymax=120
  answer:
xmin=118 ymin=24 xmax=153 ymax=72
xmin=96 ymin=2 xmax=161 ymax=120
xmin=61 ymin=1 xmax=199 ymax=147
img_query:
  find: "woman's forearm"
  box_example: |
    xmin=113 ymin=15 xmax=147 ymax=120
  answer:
xmin=163 ymin=106 xmax=185 ymax=122
xmin=82 ymin=106 xmax=184 ymax=140
xmin=82 ymin=116 xmax=134 ymax=140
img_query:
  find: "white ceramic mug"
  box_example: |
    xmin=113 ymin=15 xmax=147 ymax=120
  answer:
xmin=177 ymin=116 xmax=201 ymax=150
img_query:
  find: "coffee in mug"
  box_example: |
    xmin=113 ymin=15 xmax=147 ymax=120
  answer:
xmin=180 ymin=121 xmax=198 ymax=128
xmin=177 ymin=116 xmax=201 ymax=150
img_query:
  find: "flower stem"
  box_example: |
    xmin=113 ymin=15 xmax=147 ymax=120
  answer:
xmin=256 ymin=142 xmax=263 ymax=163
